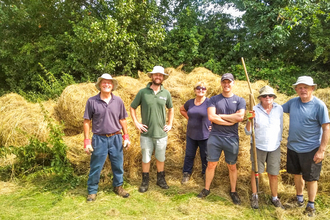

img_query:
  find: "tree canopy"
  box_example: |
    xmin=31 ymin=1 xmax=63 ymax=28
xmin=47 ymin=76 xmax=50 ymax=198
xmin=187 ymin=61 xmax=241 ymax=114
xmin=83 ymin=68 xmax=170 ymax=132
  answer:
xmin=1 ymin=0 xmax=329 ymax=98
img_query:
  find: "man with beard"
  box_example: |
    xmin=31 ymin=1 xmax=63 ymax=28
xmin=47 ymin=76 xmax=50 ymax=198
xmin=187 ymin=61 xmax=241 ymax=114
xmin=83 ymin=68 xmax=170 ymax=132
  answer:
xmin=84 ymin=73 xmax=130 ymax=202
xmin=130 ymin=66 xmax=174 ymax=193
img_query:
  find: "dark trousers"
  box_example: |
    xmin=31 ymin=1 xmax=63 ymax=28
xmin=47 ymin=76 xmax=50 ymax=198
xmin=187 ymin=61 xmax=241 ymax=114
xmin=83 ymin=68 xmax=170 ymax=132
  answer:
xmin=183 ymin=135 xmax=208 ymax=174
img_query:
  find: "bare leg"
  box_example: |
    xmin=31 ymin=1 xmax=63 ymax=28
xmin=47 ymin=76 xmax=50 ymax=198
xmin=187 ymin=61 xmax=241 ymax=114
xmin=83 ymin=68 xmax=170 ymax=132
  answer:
xmin=306 ymin=181 xmax=318 ymax=202
xmin=156 ymin=160 xmax=164 ymax=172
xmin=142 ymin=162 xmax=151 ymax=173
xmin=227 ymin=164 xmax=237 ymax=192
xmin=268 ymin=174 xmax=278 ymax=197
xmin=294 ymin=174 xmax=305 ymax=195
xmin=205 ymin=161 xmax=218 ymax=190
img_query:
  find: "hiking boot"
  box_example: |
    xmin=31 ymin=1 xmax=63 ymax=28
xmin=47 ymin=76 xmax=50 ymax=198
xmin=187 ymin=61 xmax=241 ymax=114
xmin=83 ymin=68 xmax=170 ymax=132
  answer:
xmin=139 ymin=172 xmax=149 ymax=193
xmin=197 ymin=188 xmax=210 ymax=199
xmin=86 ymin=194 xmax=96 ymax=202
xmin=230 ymin=191 xmax=241 ymax=205
xmin=181 ymin=172 xmax=191 ymax=184
xmin=272 ymin=198 xmax=284 ymax=209
xmin=304 ymin=206 xmax=316 ymax=217
xmin=251 ymin=194 xmax=259 ymax=209
xmin=156 ymin=171 xmax=169 ymax=189
xmin=113 ymin=186 xmax=130 ymax=198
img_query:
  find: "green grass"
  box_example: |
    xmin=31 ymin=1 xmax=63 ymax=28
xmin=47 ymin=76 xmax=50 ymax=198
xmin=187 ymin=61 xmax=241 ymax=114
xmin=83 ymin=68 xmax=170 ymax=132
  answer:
xmin=0 ymin=179 xmax=329 ymax=220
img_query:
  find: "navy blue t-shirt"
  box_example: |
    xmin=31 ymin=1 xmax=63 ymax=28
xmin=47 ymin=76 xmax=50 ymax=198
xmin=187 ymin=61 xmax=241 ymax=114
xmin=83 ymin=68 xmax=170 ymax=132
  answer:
xmin=184 ymin=98 xmax=211 ymax=140
xmin=207 ymin=94 xmax=246 ymax=138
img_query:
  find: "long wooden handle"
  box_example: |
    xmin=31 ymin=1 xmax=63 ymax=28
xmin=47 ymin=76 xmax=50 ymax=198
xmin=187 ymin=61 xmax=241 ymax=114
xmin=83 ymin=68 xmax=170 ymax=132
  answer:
xmin=242 ymin=57 xmax=256 ymax=106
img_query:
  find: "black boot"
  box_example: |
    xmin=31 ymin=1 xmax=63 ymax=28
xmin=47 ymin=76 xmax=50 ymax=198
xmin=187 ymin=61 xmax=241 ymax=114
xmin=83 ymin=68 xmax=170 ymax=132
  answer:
xmin=156 ymin=171 xmax=169 ymax=189
xmin=138 ymin=172 xmax=149 ymax=193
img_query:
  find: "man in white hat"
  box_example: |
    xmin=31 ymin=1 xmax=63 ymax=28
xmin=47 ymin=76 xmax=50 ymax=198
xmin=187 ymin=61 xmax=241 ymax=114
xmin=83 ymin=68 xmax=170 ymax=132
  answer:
xmin=130 ymin=66 xmax=174 ymax=193
xmin=83 ymin=73 xmax=131 ymax=202
xmin=282 ymin=76 xmax=330 ymax=216
xmin=245 ymin=85 xmax=284 ymax=209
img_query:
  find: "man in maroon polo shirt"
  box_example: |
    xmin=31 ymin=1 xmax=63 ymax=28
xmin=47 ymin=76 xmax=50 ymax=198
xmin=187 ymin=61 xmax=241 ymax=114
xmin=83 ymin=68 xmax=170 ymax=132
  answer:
xmin=83 ymin=73 xmax=130 ymax=202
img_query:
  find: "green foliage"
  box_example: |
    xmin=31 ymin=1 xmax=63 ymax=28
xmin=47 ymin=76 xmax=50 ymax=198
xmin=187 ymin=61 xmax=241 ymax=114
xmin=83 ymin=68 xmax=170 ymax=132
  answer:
xmin=0 ymin=105 xmax=79 ymax=188
xmin=19 ymin=64 xmax=76 ymax=102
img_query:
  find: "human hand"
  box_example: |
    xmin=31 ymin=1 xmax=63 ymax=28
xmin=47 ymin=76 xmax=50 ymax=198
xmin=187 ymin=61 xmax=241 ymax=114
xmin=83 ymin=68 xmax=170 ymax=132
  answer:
xmin=246 ymin=111 xmax=255 ymax=120
xmin=163 ymin=125 xmax=172 ymax=132
xmin=84 ymin=139 xmax=94 ymax=155
xmin=135 ymin=121 xmax=148 ymax=133
xmin=123 ymin=134 xmax=130 ymax=149
xmin=313 ymin=149 xmax=325 ymax=164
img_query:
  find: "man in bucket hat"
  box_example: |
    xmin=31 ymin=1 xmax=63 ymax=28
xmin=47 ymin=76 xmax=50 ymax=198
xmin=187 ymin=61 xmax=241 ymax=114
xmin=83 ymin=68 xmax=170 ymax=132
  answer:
xmin=245 ymin=86 xmax=284 ymax=209
xmin=282 ymin=76 xmax=330 ymax=216
xmin=84 ymin=73 xmax=130 ymax=202
xmin=130 ymin=66 xmax=174 ymax=193
xmin=197 ymin=73 xmax=246 ymax=205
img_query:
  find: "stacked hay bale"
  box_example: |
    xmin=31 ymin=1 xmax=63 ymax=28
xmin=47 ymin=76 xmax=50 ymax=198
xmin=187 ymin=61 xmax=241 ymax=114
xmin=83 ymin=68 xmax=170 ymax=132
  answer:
xmin=2 ymin=68 xmax=330 ymax=205
xmin=0 ymin=93 xmax=54 ymax=147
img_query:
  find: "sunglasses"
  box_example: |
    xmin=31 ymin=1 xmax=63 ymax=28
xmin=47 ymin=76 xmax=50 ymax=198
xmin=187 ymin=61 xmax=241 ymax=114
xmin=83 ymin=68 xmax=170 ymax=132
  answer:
xmin=261 ymin=94 xmax=275 ymax=98
xmin=195 ymin=86 xmax=206 ymax=91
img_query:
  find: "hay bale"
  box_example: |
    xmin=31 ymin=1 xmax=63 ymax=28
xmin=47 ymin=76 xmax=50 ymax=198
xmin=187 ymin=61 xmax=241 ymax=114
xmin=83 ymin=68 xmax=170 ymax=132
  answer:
xmin=56 ymin=83 xmax=98 ymax=135
xmin=0 ymin=93 xmax=52 ymax=147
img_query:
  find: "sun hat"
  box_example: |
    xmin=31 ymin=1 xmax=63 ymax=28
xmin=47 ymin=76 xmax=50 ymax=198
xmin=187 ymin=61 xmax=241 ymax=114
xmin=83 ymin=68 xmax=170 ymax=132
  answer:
xmin=258 ymin=85 xmax=277 ymax=98
xmin=147 ymin=66 xmax=169 ymax=80
xmin=221 ymin=73 xmax=234 ymax=82
xmin=95 ymin=73 xmax=118 ymax=91
xmin=292 ymin=76 xmax=317 ymax=89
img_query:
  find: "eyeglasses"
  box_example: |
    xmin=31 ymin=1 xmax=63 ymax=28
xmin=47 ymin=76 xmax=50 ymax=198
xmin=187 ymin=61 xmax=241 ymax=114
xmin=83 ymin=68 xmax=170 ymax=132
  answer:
xmin=195 ymin=86 xmax=206 ymax=91
xmin=261 ymin=95 xmax=274 ymax=98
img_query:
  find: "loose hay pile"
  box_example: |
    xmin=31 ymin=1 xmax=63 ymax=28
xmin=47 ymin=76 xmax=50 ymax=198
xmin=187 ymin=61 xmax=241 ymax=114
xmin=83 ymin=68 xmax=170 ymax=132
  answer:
xmin=1 ymin=67 xmax=330 ymax=210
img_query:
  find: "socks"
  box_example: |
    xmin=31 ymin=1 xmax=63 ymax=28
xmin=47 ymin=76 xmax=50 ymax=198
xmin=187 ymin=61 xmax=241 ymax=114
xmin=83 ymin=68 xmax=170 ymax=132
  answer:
xmin=272 ymin=196 xmax=278 ymax=202
xmin=297 ymin=195 xmax=304 ymax=203
xmin=252 ymin=193 xmax=258 ymax=199
xmin=307 ymin=201 xmax=315 ymax=209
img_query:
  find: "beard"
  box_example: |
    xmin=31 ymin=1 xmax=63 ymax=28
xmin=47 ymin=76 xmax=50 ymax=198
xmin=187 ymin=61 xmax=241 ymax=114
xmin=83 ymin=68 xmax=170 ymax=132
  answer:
xmin=152 ymin=78 xmax=163 ymax=86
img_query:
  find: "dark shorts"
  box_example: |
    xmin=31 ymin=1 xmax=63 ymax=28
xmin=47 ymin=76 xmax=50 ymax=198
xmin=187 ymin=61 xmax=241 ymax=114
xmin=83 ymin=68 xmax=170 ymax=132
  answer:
xmin=287 ymin=147 xmax=322 ymax=181
xmin=207 ymin=135 xmax=239 ymax=165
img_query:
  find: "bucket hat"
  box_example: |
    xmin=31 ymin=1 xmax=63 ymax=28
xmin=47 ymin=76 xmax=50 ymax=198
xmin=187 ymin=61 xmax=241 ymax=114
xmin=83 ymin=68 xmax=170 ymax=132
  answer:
xmin=258 ymin=85 xmax=277 ymax=98
xmin=95 ymin=73 xmax=118 ymax=91
xmin=147 ymin=66 xmax=169 ymax=80
xmin=292 ymin=76 xmax=317 ymax=89
xmin=221 ymin=73 xmax=234 ymax=82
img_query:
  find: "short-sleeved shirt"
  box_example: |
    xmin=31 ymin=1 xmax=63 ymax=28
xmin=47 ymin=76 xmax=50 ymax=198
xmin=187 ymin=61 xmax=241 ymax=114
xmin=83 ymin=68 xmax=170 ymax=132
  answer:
xmin=83 ymin=93 xmax=128 ymax=134
xmin=184 ymin=98 xmax=211 ymax=140
xmin=207 ymin=94 xmax=246 ymax=138
xmin=131 ymin=82 xmax=173 ymax=138
xmin=244 ymin=102 xmax=283 ymax=152
xmin=282 ymin=96 xmax=330 ymax=153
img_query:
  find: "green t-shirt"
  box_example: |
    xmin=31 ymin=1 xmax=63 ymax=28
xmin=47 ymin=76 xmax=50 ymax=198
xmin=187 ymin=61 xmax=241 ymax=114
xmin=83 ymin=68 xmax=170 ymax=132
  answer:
xmin=131 ymin=82 xmax=173 ymax=138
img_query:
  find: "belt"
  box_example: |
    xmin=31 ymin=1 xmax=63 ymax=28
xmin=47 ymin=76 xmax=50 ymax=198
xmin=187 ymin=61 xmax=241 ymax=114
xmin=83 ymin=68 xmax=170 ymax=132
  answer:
xmin=96 ymin=131 xmax=122 ymax=137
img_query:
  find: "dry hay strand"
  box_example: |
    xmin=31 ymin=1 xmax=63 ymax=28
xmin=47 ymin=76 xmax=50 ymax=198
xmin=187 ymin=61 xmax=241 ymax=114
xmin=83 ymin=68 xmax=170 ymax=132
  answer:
xmin=0 ymin=93 xmax=51 ymax=147
xmin=56 ymin=83 xmax=98 ymax=135
xmin=63 ymin=133 xmax=90 ymax=175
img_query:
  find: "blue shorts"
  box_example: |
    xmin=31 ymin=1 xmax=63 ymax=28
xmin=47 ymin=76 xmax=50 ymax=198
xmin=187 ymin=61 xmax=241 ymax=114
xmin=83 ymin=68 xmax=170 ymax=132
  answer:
xmin=207 ymin=135 xmax=239 ymax=165
xmin=140 ymin=136 xmax=168 ymax=163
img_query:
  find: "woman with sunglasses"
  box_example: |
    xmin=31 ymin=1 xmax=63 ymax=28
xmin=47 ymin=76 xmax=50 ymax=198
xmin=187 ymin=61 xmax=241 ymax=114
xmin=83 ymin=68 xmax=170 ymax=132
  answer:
xmin=245 ymin=85 xmax=284 ymax=209
xmin=180 ymin=81 xmax=211 ymax=184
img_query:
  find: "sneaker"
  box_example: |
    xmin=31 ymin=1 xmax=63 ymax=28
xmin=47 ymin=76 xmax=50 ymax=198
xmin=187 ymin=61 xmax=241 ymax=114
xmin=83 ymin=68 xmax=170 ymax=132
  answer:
xmin=86 ymin=194 xmax=96 ymax=202
xmin=197 ymin=188 xmax=210 ymax=199
xmin=272 ymin=198 xmax=284 ymax=209
xmin=251 ymin=195 xmax=259 ymax=209
xmin=113 ymin=186 xmax=130 ymax=198
xmin=181 ymin=172 xmax=191 ymax=184
xmin=297 ymin=200 xmax=304 ymax=207
xmin=304 ymin=206 xmax=316 ymax=217
xmin=230 ymin=191 xmax=241 ymax=205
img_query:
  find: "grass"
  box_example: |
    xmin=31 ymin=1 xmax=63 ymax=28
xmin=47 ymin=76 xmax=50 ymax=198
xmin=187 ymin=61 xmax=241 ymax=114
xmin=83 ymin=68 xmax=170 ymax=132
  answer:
xmin=0 ymin=176 xmax=329 ymax=220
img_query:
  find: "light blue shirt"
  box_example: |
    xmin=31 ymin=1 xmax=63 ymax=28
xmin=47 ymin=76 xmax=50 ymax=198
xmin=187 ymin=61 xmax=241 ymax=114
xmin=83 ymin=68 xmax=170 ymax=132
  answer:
xmin=282 ymin=96 xmax=329 ymax=153
xmin=245 ymin=102 xmax=283 ymax=152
